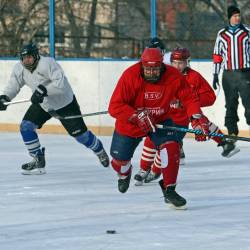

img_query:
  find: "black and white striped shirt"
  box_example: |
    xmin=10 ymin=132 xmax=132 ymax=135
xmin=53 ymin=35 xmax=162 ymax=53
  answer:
xmin=213 ymin=24 xmax=250 ymax=74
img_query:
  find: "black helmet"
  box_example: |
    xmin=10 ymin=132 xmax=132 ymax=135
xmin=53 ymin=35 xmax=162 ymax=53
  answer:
xmin=20 ymin=43 xmax=40 ymax=72
xmin=146 ymin=37 xmax=165 ymax=54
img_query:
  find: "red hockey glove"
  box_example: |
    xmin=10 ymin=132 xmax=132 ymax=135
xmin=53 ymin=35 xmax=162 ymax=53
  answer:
xmin=129 ymin=109 xmax=155 ymax=134
xmin=191 ymin=114 xmax=210 ymax=141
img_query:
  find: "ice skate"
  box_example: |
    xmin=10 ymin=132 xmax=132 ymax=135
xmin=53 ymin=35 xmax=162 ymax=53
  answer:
xmin=22 ymin=148 xmax=46 ymax=175
xmin=144 ymin=170 xmax=161 ymax=183
xmin=159 ymin=179 xmax=187 ymax=210
xmin=134 ymin=169 xmax=150 ymax=186
xmin=118 ymin=172 xmax=131 ymax=193
xmin=220 ymin=136 xmax=240 ymax=158
xmin=96 ymin=148 xmax=110 ymax=167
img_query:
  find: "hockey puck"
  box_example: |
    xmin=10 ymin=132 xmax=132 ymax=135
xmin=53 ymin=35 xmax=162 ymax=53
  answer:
xmin=106 ymin=230 xmax=117 ymax=234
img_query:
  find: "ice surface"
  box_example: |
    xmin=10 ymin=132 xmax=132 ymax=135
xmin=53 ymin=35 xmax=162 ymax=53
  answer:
xmin=0 ymin=133 xmax=250 ymax=250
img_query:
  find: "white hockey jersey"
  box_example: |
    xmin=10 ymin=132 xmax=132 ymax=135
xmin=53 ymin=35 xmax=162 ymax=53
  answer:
xmin=3 ymin=56 xmax=74 ymax=111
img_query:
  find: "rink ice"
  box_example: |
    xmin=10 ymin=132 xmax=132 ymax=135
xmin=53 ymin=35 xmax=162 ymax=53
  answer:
xmin=0 ymin=132 xmax=250 ymax=250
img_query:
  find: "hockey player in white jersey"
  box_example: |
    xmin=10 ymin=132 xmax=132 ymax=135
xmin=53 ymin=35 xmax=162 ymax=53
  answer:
xmin=0 ymin=43 xmax=109 ymax=174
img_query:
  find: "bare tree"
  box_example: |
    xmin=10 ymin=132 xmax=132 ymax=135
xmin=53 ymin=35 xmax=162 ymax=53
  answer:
xmin=0 ymin=0 xmax=48 ymax=55
xmin=85 ymin=0 xmax=98 ymax=57
xmin=3 ymin=0 xmax=250 ymax=59
xmin=62 ymin=0 xmax=82 ymax=57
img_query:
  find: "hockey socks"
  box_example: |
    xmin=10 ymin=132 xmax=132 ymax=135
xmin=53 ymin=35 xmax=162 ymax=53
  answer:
xmin=75 ymin=130 xmax=103 ymax=154
xmin=151 ymin=151 xmax=162 ymax=175
xmin=111 ymin=159 xmax=131 ymax=176
xmin=208 ymin=122 xmax=224 ymax=144
xmin=20 ymin=120 xmax=43 ymax=156
xmin=160 ymin=141 xmax=180 ymax=187
xmin=140 ymin=137 xmax=157 ymax=171
xmin=111 ymin=159 xmax=132 ymax=193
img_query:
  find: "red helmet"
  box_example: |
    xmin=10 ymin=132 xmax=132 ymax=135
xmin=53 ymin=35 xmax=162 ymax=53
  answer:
xmin=141 ymin=48 xmax=163 ymax=67
xmin=170 ymin=47 xmax=191 ymax=62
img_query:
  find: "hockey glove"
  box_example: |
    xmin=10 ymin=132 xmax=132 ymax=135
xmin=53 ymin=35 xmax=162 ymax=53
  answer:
xmin=129 ymin=109 xmax=155 ymax=134
xmin=212 ymin=73 xmax=219 ymax=90
xmin=31 ymin=84 xmax=48 ymax=105
xmin=191 ymin=114 xmax=210 ymax=141
xmin=170 ymin=99 xmax=182 ymax=109
xmin=0 ymin=95 xmax=10 ymax=111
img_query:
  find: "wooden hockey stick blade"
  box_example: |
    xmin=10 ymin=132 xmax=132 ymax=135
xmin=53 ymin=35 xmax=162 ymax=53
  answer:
xmin=156 ymin=125 xmax=250 ymax=142
xmin=48 ymin=110 xmax=108 ymax=120
xmin=4 ymin=99 xmax=30 ymax=105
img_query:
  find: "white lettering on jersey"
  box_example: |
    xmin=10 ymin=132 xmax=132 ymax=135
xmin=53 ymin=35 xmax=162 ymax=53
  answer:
xmin=146 ymin=107 xmax=165 ymax=116
xmin=144 ymin=92 xmax=162 ymax=100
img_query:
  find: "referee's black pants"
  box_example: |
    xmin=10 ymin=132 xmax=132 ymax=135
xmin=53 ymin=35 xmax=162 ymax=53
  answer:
xmin=222 ymin=70 xmax=250 ymax=135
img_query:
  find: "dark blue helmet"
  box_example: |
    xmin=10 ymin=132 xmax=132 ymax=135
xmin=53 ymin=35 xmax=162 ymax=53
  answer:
xmin=147 ymin=37 xmax=165 ymax=54
xmin=20 ymin=43 xmax=40 ymax=71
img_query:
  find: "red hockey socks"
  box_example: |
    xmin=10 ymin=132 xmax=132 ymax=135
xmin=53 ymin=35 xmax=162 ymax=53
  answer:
xmin=209 ymin=122 xmax=223 ymax=144
xmin=111 ymin=159 xmax=131 ymax=176
xmin=151 ymin=151 xmax=162 ymax=175
xmin=140 ymin=137 xmax=157 ymax=171
xmin=160 ymin=141 xmax=180 ymax=188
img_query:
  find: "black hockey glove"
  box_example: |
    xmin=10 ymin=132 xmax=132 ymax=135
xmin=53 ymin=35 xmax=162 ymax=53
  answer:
xmin=212 ymin=73 xmax=219 ymax=90
xmin=31 ymin=84 xmax=48 ymax=105
xmin=0 ymin=95 xmax=10 ymax=111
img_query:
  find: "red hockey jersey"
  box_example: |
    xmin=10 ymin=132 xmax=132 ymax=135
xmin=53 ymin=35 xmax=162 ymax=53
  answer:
xmin=168 ymin=67 xmax=216 ymax=126
xmin=108 ymin=62 xmax=202 ymax=138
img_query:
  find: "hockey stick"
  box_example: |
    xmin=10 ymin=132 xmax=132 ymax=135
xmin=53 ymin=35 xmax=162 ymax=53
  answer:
xmin=4 ymin=98 xmax=30 ymax=105
xmin=48 ymin=109 xmax=108 ymax=120
xmin=156 ymin=124 xmax=250 ymax=142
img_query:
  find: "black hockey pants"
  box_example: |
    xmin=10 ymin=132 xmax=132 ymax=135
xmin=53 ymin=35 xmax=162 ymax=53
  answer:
xmin=222 ymin=69 xmax=250 ymax=135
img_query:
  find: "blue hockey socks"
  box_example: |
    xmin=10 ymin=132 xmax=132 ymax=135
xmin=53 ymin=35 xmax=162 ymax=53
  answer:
xmin=20 ymin=120 xmax=43 ymax=156
xmin=75 ymin=130 xmax=103 ymax=153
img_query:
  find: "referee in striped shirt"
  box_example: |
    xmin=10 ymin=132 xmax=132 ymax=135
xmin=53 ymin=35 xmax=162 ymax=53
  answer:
xmin=213 ymin=5 xmax=250 ymax=140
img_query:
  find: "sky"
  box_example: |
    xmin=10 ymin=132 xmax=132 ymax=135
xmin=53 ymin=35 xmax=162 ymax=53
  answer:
xmin=0 ymin=132 xmax=250 ymax=250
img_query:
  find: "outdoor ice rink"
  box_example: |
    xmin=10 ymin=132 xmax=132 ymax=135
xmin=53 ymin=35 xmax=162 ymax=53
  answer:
xmin=0 ymin=132 xmax=250 ymax=250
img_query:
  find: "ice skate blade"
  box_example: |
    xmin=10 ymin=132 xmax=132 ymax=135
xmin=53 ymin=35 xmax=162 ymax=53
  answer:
xmin=169 ymin=203 xmax=187 ymax=210
xmin=22 ymin=168 xmax=46 ymax=175
xmin=223 ymin=148 xmax=240 ymax=158
xmin=134 ymin=180 xmax=143 ymax=186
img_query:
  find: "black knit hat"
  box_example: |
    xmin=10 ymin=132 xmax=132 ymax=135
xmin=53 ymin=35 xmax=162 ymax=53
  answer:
xmin=227 ymin=5 xmax=240 ymax=20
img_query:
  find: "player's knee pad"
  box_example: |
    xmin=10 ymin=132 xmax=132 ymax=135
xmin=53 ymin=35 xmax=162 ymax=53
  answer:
xmin=158 ymin=141 xmax=180 ymax=168
xmin=111 ymin=158 xmax=131 ymax=174
xmin=20 ymin=120 xmax=38 ymax=132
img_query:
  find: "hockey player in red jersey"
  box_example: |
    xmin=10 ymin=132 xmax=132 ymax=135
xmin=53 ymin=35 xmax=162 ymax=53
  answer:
xmin=108 ymin=47 xmax=211 ymax=209
xmin=135 ymin=47 xmax=240 ymax=185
